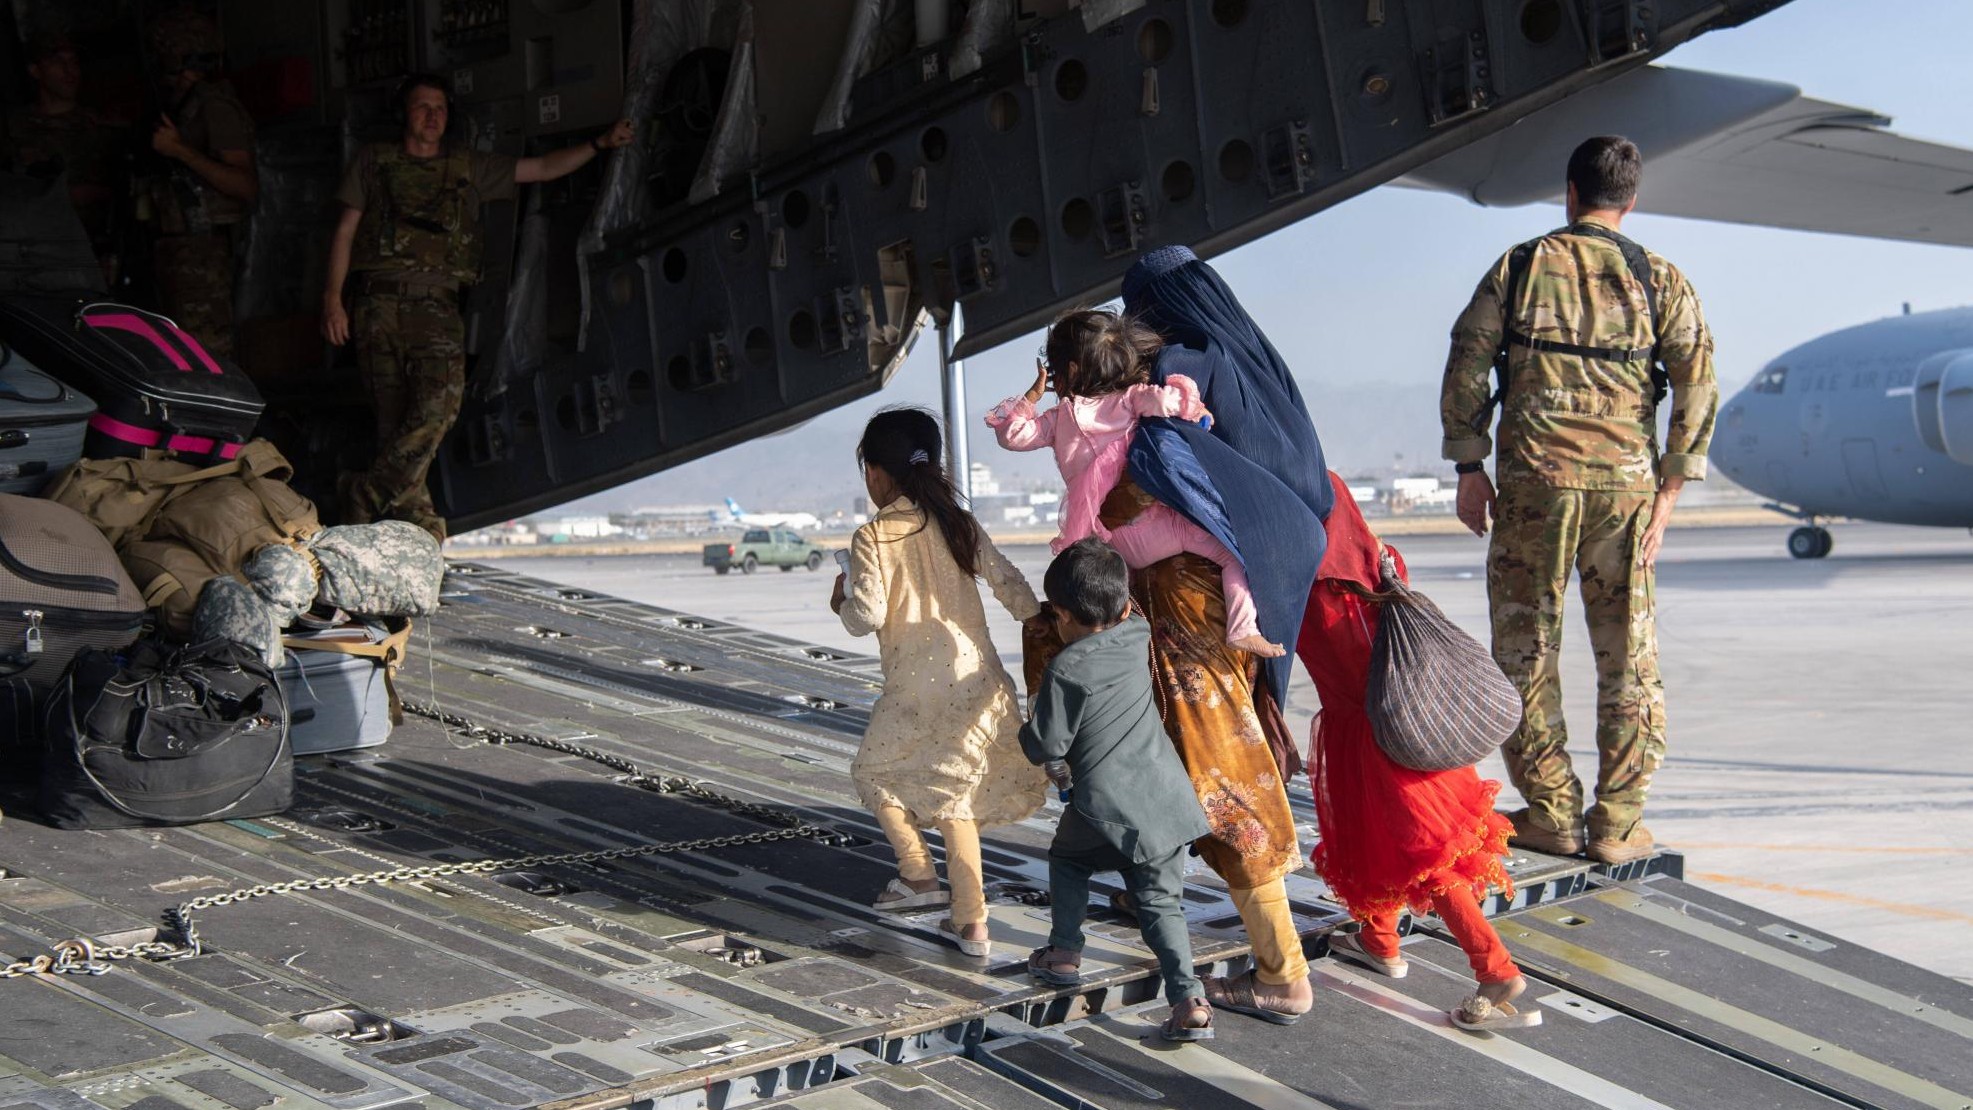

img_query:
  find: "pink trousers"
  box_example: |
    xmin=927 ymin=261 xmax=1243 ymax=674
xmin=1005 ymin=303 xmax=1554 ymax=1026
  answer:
xmin=1104 ymin=503 xmax=1262 ymax=644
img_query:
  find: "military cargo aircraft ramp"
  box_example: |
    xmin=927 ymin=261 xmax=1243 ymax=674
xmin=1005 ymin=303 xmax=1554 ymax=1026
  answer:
xmin=3 ymin=564 xmax=1969 ymax=1110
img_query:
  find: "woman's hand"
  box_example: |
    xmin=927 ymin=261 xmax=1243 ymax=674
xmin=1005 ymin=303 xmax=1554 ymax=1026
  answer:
xmin=1025 ymin=359 xmax=1049 ymax=404
xmin=1022 ymin=604 xmax=1056 ymax=638
xmin=829 ymin=573 xmax=847 ymax=614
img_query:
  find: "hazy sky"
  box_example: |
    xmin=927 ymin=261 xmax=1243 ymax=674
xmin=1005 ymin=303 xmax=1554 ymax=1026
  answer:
xmin=556 ymin=0 xmax=1973 ymax=517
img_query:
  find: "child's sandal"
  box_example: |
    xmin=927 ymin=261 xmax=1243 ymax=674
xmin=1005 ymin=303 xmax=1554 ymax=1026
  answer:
xmin=937 ymin=918 xmax=991 ymax=958
xmin=1451 ymin=993 xmax=1543 ymax=1031
xmin=1026 ymin=946 xmax=1082 ymax=987
xmin=872 ymin=877 xmax=949 ymax=912
xmin=1159 ymin=997 xmax=1215 ymax=1042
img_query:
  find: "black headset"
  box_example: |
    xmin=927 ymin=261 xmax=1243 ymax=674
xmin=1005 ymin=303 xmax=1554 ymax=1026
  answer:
xmin=391 ymin=73 xmax=453 ymax=124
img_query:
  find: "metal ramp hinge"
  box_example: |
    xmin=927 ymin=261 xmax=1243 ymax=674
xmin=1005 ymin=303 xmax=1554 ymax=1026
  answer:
xmin=1419 ymin=28 xmax=1493 ymax=125
xmin=1261 ymin=121 xmax=1315 ymax=200
xmin=569 ymin=373 xmax=623 ymax=436
xmin=1582 ymin=0 xmax=1658 ymax=63
xmin=466 ymin=407 xmax=512 ymax=466
xmin=821 ymin=185 xmax=841 ymax=262
xmin=675 ymin=332 xmax=738 ymax=393
xmin=1094 ymin=182 xmax=1147 ymax=258
xmin=817 ymin=287 xmax=865 ymax=353
xmin=949 ymin=236 xmax=999 ymax=300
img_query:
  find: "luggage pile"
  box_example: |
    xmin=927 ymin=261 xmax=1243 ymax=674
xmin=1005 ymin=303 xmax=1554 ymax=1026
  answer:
xmin=0 ymin=288 xmax=443 ymax=829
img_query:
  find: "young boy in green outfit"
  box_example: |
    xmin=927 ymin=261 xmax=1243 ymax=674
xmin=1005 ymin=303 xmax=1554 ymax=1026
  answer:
xmin=1021 ymin=538 xmax=1214 ymax=1042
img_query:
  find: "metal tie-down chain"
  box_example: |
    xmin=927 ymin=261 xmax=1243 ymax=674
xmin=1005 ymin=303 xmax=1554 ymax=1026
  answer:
xmin=4 ymin=704 xmax=851 ymax=978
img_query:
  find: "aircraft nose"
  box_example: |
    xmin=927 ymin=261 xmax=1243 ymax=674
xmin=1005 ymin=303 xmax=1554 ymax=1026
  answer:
xmin=1707 ymin=380 xmax=1761 ymax=487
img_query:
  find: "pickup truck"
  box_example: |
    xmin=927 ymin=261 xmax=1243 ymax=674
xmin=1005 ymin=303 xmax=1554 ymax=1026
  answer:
xmin=703 ymin=528 xmax=829 ymax=575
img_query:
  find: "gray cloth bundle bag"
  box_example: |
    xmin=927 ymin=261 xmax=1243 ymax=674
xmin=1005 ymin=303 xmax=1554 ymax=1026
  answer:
xmin=1365 ymin=552 xmax=1523 ymax=771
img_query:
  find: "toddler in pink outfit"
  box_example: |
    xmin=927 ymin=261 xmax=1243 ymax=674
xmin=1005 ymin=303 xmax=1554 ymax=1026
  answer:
xmin=985 ymin=310 xmax=1284 ymax=657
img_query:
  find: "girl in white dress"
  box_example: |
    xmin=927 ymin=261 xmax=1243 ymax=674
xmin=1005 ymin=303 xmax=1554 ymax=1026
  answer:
xmin=832 ymin=407 xmax=1048 ymax=957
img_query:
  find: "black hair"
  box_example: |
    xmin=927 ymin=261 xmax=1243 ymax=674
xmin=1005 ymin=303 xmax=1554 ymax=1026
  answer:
xmin=1566 ymin=135 xmax=1642 ymax=210
xmin=398 ymin=72 xmax=451 ymax=111
xmin=1043 ymin=538 xmax=1130 ymax=628
xmin=857 ymin=406 xmax=982 ymax=578
xmin=24 ymin=30 xmax=74 ymax=64
xmin=1044 ymin=308 xmax=1164 ymax=400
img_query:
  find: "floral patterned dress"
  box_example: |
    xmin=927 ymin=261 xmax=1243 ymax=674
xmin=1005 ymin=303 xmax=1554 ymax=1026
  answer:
xmin=1025 ymin=480 xmax=1301 ymax=889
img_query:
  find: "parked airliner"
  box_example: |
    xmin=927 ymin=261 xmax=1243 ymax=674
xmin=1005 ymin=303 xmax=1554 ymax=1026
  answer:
xmin=1708 ymin=307 xmax=1973 ymax=558
xmin=709 ymin=499 xmax=823 ymax=532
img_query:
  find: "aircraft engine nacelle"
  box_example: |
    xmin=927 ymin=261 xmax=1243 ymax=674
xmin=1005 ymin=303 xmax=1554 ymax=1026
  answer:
xmin=1913 ymin=349 xmax=1973 ymax=464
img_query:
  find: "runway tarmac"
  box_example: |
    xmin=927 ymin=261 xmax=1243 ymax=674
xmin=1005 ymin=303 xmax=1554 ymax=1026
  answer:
xmin=493 ymin=520 xmax=1973 ymax=983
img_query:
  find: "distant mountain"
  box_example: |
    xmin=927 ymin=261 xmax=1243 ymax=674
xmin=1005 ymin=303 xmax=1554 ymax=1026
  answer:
xmin=543 ymin=366 xmax=1448 ymax=517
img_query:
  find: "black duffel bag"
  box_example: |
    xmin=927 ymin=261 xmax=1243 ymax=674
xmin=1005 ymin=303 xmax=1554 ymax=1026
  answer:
xmin=40 ymin=640 xmax=291 ymax=829
xmin=1365 ymin=552 xmax=1524 ymax=772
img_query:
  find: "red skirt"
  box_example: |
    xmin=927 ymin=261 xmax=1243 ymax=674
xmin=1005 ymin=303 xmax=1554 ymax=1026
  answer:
xmin=1297 ymin=568 xmax=1514 ymax=919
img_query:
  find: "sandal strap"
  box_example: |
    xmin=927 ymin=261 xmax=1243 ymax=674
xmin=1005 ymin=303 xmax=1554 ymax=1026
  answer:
xmin=1207 ymin=971 xmax=1258 ymax=1009
xmin=1458 ymin=994 xmax=1495 ymax=1022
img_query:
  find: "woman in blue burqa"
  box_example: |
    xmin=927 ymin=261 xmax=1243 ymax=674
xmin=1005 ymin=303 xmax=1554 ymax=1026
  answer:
xmin=1023 ymin=246 xmax=1332 ymax=1024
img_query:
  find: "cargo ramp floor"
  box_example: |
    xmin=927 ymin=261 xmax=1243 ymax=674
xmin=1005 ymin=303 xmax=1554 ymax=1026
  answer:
xmin=1 ymin=563 xmax=1968 ymax=1110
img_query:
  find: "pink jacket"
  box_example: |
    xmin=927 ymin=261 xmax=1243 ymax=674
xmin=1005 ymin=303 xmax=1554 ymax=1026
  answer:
xmin=985 ymin=375 xmax=1206 ymax=554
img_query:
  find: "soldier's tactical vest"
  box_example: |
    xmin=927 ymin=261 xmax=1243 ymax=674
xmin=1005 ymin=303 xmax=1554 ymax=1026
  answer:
xmin=351 ymin=143 xmax=481 ymax=285
xmin=150 ymin=81 xmax=252 ymax=236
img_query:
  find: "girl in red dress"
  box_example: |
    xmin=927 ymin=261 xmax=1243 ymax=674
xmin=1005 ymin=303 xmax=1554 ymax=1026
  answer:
xmin=1297 ymin=474 xmax=1539 ymax=1031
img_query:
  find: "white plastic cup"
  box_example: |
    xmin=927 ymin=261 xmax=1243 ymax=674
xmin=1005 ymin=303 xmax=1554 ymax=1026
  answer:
xmin=833 ymin=549 xmax=853 ymax=597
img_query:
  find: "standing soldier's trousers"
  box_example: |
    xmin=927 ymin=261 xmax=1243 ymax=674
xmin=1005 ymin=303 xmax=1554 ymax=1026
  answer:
xmin=1487 ymin=484 xmax=1665 ymax=840
xmin=154 ymin=230 xmax=237 ymax=358
xmin=344 ymin=287 xmax=465 ymax=543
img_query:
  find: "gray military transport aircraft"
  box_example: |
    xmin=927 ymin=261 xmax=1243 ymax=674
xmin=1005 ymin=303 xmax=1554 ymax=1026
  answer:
xmin=1708 ymin=308 xmax=1973 ymax=558
xmin=4 ymin=3 xmax=1973 ymax=1110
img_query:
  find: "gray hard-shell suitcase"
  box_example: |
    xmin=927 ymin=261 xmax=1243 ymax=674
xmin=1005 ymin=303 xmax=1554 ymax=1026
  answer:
xmin=1 ymin=342 xmax=96 ymax=495
xmin=1 ymin=493 xmax=147 ymax=755
xmin=0 ymin=172 xmax=104 ymax=297
xmin=278 ymin=648 xmax=393 ymax=755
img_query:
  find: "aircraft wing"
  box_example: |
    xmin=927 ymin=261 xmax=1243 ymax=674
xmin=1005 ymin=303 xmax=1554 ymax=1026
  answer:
xmin=1399 ymin=65 xmax=1973 ymax=248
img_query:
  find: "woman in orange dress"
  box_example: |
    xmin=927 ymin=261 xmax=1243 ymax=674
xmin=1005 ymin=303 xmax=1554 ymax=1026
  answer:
xmin=1298 ymin=474 xmax=1540 ymax=1030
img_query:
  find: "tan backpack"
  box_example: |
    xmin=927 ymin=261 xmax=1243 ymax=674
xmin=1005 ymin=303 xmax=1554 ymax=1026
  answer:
xmin=48 ymin=440 xmax=321 ymax=634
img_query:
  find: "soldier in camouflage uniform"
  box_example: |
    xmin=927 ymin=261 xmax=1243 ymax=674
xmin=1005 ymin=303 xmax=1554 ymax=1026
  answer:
xmin=1439 ymin=136 xmax=1718 ymax=866
xmin=322 ymin=74 xmax=632 ymax=542
xmin=145 ymin=6 xmax=258 ymax=358
xmin=4 ymin=31 xmax=128 ymax=281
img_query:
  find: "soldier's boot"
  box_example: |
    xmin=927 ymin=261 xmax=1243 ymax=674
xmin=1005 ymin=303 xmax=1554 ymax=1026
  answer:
xmin=1504 ymin=808 xmax=1583 ymax=856
xmin=1587 ymin=823 xmax=1655 ymax=866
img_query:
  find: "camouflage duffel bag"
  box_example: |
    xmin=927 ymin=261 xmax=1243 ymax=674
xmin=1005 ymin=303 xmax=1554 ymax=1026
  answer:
xmin=309 ymin=521 xmax=443 ymax=618
xmin=1364 ymin=552 xmax=1524 ymax=772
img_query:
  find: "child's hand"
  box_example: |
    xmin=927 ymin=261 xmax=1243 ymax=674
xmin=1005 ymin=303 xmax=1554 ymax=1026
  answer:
xmin=1025 ymin=358 xmax=1049 ymax=404
xmin=829 ymin=573 xmax=847 ymax=614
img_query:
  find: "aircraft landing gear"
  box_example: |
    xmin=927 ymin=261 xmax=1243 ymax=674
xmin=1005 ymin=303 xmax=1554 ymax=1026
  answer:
xmin=1788 ymin=524 xmax=1833 ymax=559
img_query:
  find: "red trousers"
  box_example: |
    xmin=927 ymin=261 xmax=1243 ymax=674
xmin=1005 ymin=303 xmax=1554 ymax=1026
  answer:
xmin=1360 ymin=880 xmax=1519 ymax=984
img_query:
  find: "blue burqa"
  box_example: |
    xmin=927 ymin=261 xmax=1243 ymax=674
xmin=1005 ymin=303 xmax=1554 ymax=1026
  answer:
xmin=1121 ymin=246 xmax=1332 ymax=708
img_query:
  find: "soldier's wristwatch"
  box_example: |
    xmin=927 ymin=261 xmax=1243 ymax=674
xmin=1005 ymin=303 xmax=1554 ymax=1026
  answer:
xmin=1454 ymin=461 xmax=1485 ymax=475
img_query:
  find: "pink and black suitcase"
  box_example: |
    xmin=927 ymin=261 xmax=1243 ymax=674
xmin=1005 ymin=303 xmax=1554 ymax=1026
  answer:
xmin=0 ymin=294 xmax=263 ymax=462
